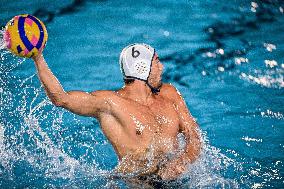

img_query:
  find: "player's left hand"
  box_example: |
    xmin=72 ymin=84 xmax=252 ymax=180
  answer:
xmin=157 ymin=158 xmax=187 ymax=180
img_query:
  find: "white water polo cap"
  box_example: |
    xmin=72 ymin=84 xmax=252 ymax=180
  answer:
xmin=119 ymin=43 xmax=155 ymax=81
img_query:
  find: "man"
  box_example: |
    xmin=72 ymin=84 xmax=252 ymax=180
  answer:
xmin=32 ymin=43 xmax=201 ymax=181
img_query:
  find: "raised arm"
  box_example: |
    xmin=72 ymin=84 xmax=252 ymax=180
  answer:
xmin=32 ymin=53 xmax=114 ymax=117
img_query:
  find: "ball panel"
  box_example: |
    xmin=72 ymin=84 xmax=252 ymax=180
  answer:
xmin=27 ymin=15 xmax=45 ymax=50
xmin=6 ymin=17 xmax=26 ymax=57
xmin=3 ymin=30 xmax=11 ymax=49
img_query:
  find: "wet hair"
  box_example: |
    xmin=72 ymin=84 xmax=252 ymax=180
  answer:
xmin=124 ymin=78 xmax=135 ymax=84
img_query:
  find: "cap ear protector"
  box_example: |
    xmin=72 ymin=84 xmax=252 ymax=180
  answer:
xmin=133 ymin=60 xmax=149 ymax=75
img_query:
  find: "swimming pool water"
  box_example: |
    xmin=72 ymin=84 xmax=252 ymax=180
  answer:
xmin=0 ymin=0 xmax=283 ymax=188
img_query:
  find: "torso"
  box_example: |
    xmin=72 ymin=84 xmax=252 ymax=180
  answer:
xmin=97 ymin=84 xmax=181 ymax=175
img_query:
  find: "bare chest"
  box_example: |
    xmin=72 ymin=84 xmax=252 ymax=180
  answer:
xmin=115 ymin=98 xmax=180 ymax=138
xmin=98 ymin=95 xmax=180 ymax=158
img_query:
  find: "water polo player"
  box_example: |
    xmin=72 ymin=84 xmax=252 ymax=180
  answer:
xmin=32 ymin=43 xmax=201 ymax=182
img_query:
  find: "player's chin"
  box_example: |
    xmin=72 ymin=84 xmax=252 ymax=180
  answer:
xmin=156 ymin=81 xmax=163 ymax=89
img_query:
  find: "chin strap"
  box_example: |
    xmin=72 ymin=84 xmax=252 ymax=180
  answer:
xmin=145 ymin=81 xmax=161 ymax=94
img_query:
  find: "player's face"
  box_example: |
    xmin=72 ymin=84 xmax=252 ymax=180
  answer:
xmin=148 ymin=53 xmax=163 ymax=88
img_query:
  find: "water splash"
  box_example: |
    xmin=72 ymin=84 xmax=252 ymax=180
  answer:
xmin=240 ymin=68 xmax=284 ymax=89
xmin=179 ymin=134 xmax=240 ymax=189
xmin=0 ymin=29 xmax=7 ymax=50
xmin=0 ymin=44 xmax=279 ymax=188
xmin=0 ymin=50 xmax=104 ymax=187
xmin=0 ymin=63 xmax=243 ymax=188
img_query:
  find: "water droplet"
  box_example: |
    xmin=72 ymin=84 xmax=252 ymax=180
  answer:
xmin=204 ymin=52 xmax=216 ymax=58
xmin=252 ymin=183 xmax=262 ymax=189
xmin=163 ymin=30 xmax=170 ymax=37
xmin=280 ymin=6 xmax=283 ymax=13
xmin=251 ymin=2 xmax=258 ymax=8
xmin=264 ymin=60 xmax=278 ymax=68
xmin=263 ymin=43 xmax=276 ymax=52
xmin=208 ymin=28 xmax=214 ymax=33
xmin=235 ymin=57 xmax=248 ymax=65
xmin=216 ymin=48 xmax=224 ymax=55
xmin=217 ymin=67 xmax=224 ymax=72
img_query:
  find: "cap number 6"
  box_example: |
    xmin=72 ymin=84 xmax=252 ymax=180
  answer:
xmin=132 ymin=47 xmax=140 ymax=58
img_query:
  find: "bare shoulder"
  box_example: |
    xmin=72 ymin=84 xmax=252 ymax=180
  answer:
xmin=90 ymin=90 xmax=121 ymax=102
xmin=90 ymin=90 xmax=117 ymax=97
xmin=161 ymin=83 xmax=177 ymax=93
xmin=161 ymin=83 xmax=182 ymax=102
xmin=87 ymin=90 xmax=123 ymax=115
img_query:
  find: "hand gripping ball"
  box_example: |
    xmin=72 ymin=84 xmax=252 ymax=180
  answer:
xmin=4 ymin=14 xmax=48 ymax=58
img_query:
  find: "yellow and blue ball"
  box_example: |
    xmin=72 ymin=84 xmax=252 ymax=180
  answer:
xmin=4 ymin=14 xmax=48 ymax=58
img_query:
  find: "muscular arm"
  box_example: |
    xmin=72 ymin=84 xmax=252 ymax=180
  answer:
xmin=32 ymin=54 xmax=113 ymax=117
xmin=158 ymin=84 xmax=202 ymax=179
xmin=173 ymin=88 xmax=201 ymax=164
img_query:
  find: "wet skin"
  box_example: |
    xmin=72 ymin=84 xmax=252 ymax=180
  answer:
xmin=105 ymin=84 xmax=181 ymax=174
xmin=32 ymin=53 xmax=201 ymax=180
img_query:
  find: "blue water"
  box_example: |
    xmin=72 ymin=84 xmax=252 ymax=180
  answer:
xmin=0 ymin=0 xmax=283 ymax=188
